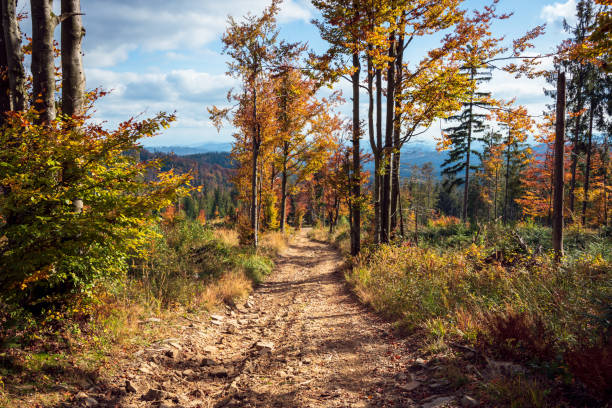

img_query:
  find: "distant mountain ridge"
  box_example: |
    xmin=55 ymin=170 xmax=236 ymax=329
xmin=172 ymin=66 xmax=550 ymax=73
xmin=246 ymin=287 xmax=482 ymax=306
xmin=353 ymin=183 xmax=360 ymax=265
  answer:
xmin=145 ymin=142 xmax=233 ymax=155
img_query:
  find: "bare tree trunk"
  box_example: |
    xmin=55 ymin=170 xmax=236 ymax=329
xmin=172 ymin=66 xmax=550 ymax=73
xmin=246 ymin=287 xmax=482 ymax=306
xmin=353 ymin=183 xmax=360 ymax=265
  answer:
xmin=31 ymin=0 xmax=58 ymax=123
xmin=251 ymin=85 xmax=259 ymax=248
xmin=503 ymin=136 xmax=511 ymax=225
xmin=581 ymin=98 xmax=594 ymax=226
xmin=61 ymin=0 xmax=85 ymax=117
xmin=604 ymin=134 xmax=609 ymax=227
xmin=350 ymin=50 xmax=361 ymax=256
xmin=367 ymin=53 xmax=380 ymax=244
xmin=381 ymin=32 xmax=396 ymax=244
xmin=0 ymin=1 xmax=10 ymax=120
xmin=494 ymin=168 xmax=498 ymax=221
xmin=390 ymin=33 xmax=404 ymax=234
xmin=2 ymin=0 xmax=25 ymax=111
xmin=60 ymin=0 xmax=85 ymax=213
xmin=463 ymin=70 xmax=475 ymax=222
xmin=552 ymin=72 xmax=566 ymax=262
xmin=280 ymin=149 xmax=288 ymax=232
xmin=375 ymin=67 xmax=383 ymax=242
xmin=397 ymin=172 xmax=404 ymax=237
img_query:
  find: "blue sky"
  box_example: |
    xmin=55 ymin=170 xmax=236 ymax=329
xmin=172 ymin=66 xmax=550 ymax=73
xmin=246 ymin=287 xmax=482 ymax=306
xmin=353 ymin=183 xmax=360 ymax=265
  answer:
xmin=26 ymin=0 xmax=579 ymax=147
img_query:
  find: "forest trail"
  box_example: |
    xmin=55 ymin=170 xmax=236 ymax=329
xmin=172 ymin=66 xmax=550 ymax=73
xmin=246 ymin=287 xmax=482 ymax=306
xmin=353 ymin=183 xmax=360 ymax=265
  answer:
xmin=79 ymin=230 xmax=445 ymax=408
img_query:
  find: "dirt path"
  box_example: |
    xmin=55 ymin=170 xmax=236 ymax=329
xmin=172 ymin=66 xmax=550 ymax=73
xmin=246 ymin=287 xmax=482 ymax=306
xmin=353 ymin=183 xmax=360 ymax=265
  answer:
xmin=72 ymin=230 xmax=454 ymax=408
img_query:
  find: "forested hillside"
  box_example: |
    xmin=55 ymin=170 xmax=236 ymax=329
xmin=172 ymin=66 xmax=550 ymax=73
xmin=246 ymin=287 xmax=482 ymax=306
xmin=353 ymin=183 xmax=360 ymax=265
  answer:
xmin=140 ymin=150 xmax=238 ymax=220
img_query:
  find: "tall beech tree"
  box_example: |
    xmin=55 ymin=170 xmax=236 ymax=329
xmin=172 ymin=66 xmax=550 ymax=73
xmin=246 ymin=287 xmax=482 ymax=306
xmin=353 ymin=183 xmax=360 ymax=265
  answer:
xmin=0 ymin=1 xmax=10 ymax=120
xmin=31 ymin=0 xmax=58 ymax=123
xmin=312 ymin=0 xmax=371 ymax=255
xmin=271 ymin=42 xmax=341 ymax=232
xmin=1 ymin=0 xmax=26 ymax=112
xmin=61 ymin=0 xmax=85 ymax=118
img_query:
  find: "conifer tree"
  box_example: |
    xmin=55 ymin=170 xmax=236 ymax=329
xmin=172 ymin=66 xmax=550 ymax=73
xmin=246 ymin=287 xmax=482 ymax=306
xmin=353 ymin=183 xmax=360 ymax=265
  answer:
xmin=441 ymin=66 xmax=492 ymax=221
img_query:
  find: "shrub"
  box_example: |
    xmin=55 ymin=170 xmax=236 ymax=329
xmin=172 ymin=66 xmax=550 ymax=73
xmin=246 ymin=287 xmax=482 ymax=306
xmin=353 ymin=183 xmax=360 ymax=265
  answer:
xmin=241 ymin=254 xmax=274 ymax=284
xmin=0 ymin=105 xmax=190 ymax=314
xmin=479 ymin=307 xmax=555 ymax=362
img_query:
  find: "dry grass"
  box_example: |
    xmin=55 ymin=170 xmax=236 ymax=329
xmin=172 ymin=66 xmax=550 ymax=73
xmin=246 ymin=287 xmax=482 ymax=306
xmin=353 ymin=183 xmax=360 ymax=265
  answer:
xmin=199 ymin=270 xmax=252 ymax=309
xmin=261 ymin=230 xmax=289 ymax=255
xmin=214 ymin=228 xmax=240 ymax=247
xmin=308 ymin=224 xmax=351 ymax=255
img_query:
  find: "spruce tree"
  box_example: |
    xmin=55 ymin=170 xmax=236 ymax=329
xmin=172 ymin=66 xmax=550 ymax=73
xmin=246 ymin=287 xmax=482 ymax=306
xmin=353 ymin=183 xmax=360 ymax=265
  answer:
xmin=441 ymin=66 xmax=492 ymax=221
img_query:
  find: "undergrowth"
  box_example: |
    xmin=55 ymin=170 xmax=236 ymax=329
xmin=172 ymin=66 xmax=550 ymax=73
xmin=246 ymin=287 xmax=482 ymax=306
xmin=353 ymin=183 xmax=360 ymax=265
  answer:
xmin=313 ymin=220 xmax=611 ymax=406
xmin=0 ymin=216 xmax=286 ymax=407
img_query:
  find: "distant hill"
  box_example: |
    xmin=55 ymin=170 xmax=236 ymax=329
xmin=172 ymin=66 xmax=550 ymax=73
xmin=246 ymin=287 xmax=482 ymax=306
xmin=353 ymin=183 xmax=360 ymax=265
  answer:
xmin=139 ymin=149 xmax=234 ymax=188
xmin=145 ymin=142 xmax=232 ymax=155
xmin=362 ymin=141 xmax=448 ymax=178
xmin=144 ymin=141 xmax=448 ymax=178
xmin=139 ymin=149 xmax=237 ymax=219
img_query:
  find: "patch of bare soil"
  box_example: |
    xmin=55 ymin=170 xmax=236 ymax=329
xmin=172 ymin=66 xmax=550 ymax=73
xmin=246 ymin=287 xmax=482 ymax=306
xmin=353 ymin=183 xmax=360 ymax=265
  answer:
xmin=63 ymin=230 xmax=468 ymax=408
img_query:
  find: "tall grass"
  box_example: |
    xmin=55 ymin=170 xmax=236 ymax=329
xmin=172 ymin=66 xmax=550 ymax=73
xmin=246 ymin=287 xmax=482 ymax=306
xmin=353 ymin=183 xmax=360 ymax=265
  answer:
xmin=345 ymin=223 xmax=611 ymax=401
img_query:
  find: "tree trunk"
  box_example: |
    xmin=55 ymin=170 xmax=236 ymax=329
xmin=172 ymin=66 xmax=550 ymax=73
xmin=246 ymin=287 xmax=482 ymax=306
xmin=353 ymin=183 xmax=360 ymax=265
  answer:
xmin=61 ymin=0 xmax=85 ymax=117
xmin=390 ymin=33 xmax=404 ymax=233
xmin=375 ymin=67 xmax=383 ymax=243
xmin=503 ymin=137 xmax=511 ymax=224
xmin=251 ymin=85 xmax=259 ymax=248
xmin=581 ymin=98 xmax=594 ymax=226
xmin=552 ymin=72 xmax=566 ymax=262
xmin=397 ymin=171 xmax=404 ymax=237
xmin=350 ymin=51 xmax=361 ymax=256
xmin=604 ymin=134 xmax=609 ymax=227
xmin=381 ymin=32 xmax=396 ymax=243
xmin=367 ymin=53 xmax=380 ymax=244
xmin=31 ymin=0 xmax=58 ymax=123
xmin=61 ymin=0 xmax=85 ymax=213
xmin=494 ymin=168 xmax=498 ymax=221
xmin=1 ymin=0 xmax=25 ymax=111
xmin=0 ymin=1 xmax=10 ymax=121
xmin=463 ymin=70 xmax=475 ymax=222
xmin=280 ymin=150 xmax=288 ymax=232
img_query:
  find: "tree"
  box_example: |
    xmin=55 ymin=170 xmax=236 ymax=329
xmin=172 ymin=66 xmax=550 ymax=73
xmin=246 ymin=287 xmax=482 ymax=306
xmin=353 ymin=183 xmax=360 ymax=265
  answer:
xmin=61 ymin=0 xmax=86 ymax=118
xmin=478 ymin=129 xmax=504 ymax=221
xmin=210 ymin=0 xmax=280 ymax=248
xmin=493 ymin=102 xmax=534 ymax=224
xmin=0 ymin=105 xmax=191 ymax=310
xmin=271 ymin=43 xmax=340 ymax=231
xmin=553 ymin=72 xmax=566 ymax=261
xmin=312 ymin=0 xmax=370 ymax=255
xmin=1 ymin=0 xmax=26 ymax=112
xmin=441 ymin=66 xmax=492 ymax=221
xmin=31 ymin=0 xmax=59 ymax=124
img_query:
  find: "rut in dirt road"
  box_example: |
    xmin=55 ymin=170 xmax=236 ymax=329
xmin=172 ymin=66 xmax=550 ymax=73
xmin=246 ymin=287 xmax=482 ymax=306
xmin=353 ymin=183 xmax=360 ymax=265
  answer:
xmin=75 ymin=231 xmax=437 ymax=408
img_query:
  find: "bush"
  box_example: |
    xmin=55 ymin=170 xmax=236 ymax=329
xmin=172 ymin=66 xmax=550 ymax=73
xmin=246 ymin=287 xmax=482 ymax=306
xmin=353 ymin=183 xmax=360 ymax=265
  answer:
xmin=0 ymin=105 xmax=190 ymax=314
xmin=240 ymin=254 xmax=274 ymax=284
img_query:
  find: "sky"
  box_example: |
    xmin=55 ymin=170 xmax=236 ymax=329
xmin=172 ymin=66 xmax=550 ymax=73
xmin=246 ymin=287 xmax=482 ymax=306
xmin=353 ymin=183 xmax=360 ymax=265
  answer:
xmin=20 ymin=0 xmax=580 ymax=147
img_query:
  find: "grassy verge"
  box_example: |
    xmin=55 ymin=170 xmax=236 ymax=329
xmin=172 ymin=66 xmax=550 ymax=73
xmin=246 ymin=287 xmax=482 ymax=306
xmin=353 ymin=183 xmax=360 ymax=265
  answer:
xmin=0 ymin=218 xmax=287 ymax=407
xmin=312 ymin=221 xmax=611 ymax=407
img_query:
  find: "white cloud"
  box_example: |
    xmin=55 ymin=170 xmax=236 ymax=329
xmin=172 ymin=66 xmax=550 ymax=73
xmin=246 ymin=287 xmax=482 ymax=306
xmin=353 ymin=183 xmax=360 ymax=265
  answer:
xmin=79 ymin=0 xmax=311 ymax=68
xmin=540 ymin=0 xmax=576 ymax=24
xmin=85 ymin=68 xmax=239 ymax=145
